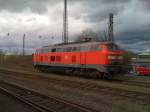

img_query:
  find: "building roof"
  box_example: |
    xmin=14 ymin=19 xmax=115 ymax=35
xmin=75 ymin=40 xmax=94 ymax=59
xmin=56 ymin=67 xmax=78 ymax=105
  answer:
xmin=138 ymin=52 xmax=150 ymax=56
xmin=132 ymin=59 xmax=150 ymax=63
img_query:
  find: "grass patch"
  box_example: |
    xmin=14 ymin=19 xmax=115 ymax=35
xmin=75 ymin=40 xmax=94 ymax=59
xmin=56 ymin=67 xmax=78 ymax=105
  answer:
xmin=0 ymin=55 xmax=33 ymax=71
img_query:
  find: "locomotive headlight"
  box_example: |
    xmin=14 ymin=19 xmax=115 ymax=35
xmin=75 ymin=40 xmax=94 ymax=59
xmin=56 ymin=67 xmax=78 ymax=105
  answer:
xmin=108 ymin=56 xmax=116 ymax=60
xmin=118 ymin=56 xmax=123 ymax=59
xmin=108 ymin=56 xmax=123 ymax=60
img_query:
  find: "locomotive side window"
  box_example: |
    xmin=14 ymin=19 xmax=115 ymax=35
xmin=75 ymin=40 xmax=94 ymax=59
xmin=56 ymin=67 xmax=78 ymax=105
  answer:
xmin=58 ymin=46 xmax=80 ymax=52
xmin=37 ymin=49 xmax=42 ymax=53
xmin=41 ymin=49 xmax=44 ymax=53
xmin=48 ymin=48 xmax=51 ymax=52
xmin=80 ymin=46 xmax=86 ymax=51
xmin=51 ymin=56 xmax=55 ymax=61
xmin=80 ymin=45 xmax=90 ymax=51
xmin=90 ymin=44 xmax=100 ymax=51
xmin=72 ymin=47 xmax=77 ymax=52
xmin=108 ymin=43 xmax=119 ymax=51
xmin=52 ymin=48 xmax=56 ymax=52
xmin=43 ymin=49 xmax=45 ymax=53
xmin=36 ymin=49 xmax=39 ymax=53
xmin=77 ymin=47 xmax=81 ymax=51
xmin=66 ymin=47 xmax=72 ymax=52
xmin=43 ymin=48 xmax=49 ymax=53
xmin=56 ymin=48 xmax=63 ymax=52
xmin=70 ymin=47 xmax=80 ymax=52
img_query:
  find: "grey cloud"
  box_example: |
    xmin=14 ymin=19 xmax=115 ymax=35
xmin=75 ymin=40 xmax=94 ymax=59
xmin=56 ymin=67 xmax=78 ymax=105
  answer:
xmin=83 ymin=6 xmax=123 ymax=23
xmin=26 ymin=17 xmax=36 ymax=22
xmin=0 ymin=0 xmax=132 ymax=14
xmin=0 ymin=0 xmax=149 ymax=53
xmin=72 ymin=0 xmax=132 ymax=23
xmin=0 ymin=0 xmax=56 ymax=13
xmin=101 ymin=0 xmax=131 ymax=4
xmin=117 ymin=24 xmax=150 ymax=42
xmin=116 ymin=25 xmax=150 ymax=52
xmin=139 ymin=0 xmax=150 ymax=10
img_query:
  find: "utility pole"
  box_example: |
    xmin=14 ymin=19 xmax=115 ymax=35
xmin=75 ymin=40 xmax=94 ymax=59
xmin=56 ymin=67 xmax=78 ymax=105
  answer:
xmin=22 ymin=34 xmax=25 ymax=56
xmin=108 ymin=13 xmax=114 ymax=42
xmin=63 ymin=0 xmax=68 ymax=43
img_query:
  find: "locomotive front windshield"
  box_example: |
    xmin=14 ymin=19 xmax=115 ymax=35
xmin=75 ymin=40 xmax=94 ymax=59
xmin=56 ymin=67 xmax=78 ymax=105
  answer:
xmin=107 ymin=43 xmax=120 ymax=51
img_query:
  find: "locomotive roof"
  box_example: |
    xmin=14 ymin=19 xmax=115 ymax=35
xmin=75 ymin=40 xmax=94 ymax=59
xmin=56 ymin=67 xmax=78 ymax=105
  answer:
xmin=41 ymin=41 xmax=111 ymax=49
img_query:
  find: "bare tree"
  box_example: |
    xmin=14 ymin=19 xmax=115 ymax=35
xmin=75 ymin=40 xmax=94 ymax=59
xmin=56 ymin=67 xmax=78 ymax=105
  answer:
xmin=0 ymin=50 xmax=5 ymax=64
xmin=75 ymin=28 xmax=101 ymax=42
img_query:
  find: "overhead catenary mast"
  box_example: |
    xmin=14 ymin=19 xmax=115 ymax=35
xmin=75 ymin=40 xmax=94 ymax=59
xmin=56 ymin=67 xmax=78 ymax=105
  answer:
xmin=22 ymin=34 xmax=25 ymax=56
xmin=108 ymin=13 xmax=114 ymax=42
xmin=63 ymin=0 xmax=68 ymax=43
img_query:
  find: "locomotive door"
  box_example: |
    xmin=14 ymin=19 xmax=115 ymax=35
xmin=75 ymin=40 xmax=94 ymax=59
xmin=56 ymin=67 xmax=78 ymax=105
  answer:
xmin=80 ymin=52 xmax=86 ymax=65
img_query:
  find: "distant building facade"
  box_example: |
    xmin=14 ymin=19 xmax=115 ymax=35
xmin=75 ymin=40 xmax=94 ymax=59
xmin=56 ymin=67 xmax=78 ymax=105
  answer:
xmin=132 ymin=52 xmax=150 ymax=64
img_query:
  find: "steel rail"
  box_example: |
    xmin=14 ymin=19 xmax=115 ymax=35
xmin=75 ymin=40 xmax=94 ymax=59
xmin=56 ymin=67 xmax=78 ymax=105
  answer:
xmin=0 ymin=81 xmax=98 ymax=112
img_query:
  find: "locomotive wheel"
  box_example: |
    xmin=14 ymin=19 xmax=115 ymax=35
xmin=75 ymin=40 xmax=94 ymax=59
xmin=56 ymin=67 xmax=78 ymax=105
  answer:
xmin=95 ymin=71 xmax=103 ymax=79
xmin=33 ymin=67 xmax=39 ymax=72
xmin=84 ymin=70 xmax=92 ymax=78
xmin=65 ymin=69 xmax=72 ymax=75
xmin=103 ymin=73 xmax=113 ymax=79
xmin=72 ymin=69 xmax=79 ymax=76
xmin=90 ymin=71 xmax=103 ymax=79
xmin=34 ymin=66 xmax=41 ymax=73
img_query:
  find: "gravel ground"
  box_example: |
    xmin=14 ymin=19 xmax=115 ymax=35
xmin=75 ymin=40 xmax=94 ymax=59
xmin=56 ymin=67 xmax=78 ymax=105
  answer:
xmin=0 ymin=92 xmax=38 ymax=112
xmin=0 ymin=71 xmax=150 ymax=112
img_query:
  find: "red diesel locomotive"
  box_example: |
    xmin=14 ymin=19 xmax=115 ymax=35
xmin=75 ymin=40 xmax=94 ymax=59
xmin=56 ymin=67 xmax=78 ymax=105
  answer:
xmin=33 ymin=41 xmax=125 ymax=78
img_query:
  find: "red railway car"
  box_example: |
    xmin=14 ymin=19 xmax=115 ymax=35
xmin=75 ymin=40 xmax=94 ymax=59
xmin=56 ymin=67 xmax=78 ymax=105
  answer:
xmin=33 ymin=41 xmax=125 ymax=78
xmin=133 ymin=62 xmax=150 ymax=76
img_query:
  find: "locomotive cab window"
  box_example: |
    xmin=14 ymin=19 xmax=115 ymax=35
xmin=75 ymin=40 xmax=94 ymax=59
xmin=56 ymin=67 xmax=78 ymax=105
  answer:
xmin=72 ymin=47 xmax=80 ymax=52
xmin=37 ymin=49 xmax=42 ymax=53
xmin=36 ymin=49 xmax=39 ymax=53
xmin=52 ymin=48 xmax=56 ymax=52
xmin=107 ymin=43 xmax=119 ymax=51
xmin=80 ymin=46 xmax=88 ymax=51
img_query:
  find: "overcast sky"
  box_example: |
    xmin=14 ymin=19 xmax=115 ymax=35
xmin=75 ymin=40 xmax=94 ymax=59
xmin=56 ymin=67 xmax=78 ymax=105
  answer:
xmin=0 ymin=0 xmax=149 ymax=54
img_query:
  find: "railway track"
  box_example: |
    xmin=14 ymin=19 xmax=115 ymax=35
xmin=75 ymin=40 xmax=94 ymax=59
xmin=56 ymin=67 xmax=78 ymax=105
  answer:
xmin=1 ymin=69 xmax=150 ymax=88
xmin=0 ymin=70 xmax=150 ymax=103
xmin=36 ymin=77 xmax=150 ymax=102
xmin=0 ymin=81 xmax=98 ymax=112
xmin=108 ymin=79 xmax=150 ymax=88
